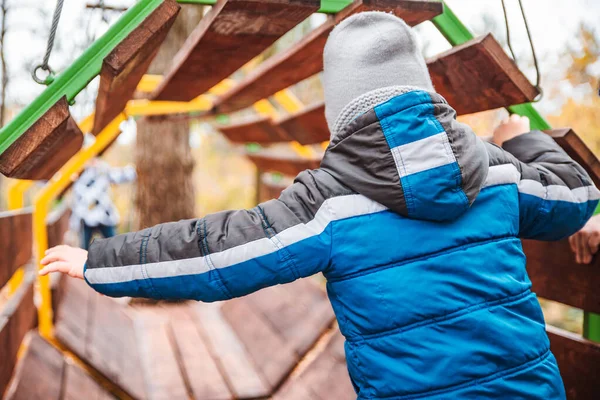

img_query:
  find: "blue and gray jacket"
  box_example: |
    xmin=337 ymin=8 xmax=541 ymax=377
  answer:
xmin=85 ymin=90 xmax=599 ymax=399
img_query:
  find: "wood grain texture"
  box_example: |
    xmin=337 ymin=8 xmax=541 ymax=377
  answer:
xmin=244 ymin=278 xmax=335 ymax=356
xmin=0 ymin=97 xmax=83 ymax=179
xmin=0 ymin=209 xmax=32 ymax=288
xmin=247 ymin=153 xmax=320 ymax=176
xmin=273 ymin=331 xmax=354 ymax=400
xmin=427 ymin=34 xmax=539 ymax=115
xmin=3 ymin=333 xmax=64 ymax=400
xmin=135 ymin=308 xmax=188 ymax=400
xmin=277 ymin=102 xmax=328 ymax=145
xmin=166 ymin=304 xmax=233 ymax=400
xmin=92 ymin=0 xmax=180 ymax=134
xmin=522 ymin=239 xmax=600 ymax=314
xmin=221 ymin=297 xmax=299 ymax=389
xmin=55 ymin=278 xmax=146 ymax=399
xmin=190 ymin=302 xmax=270 ymax=399
xmin=153 ymin=0 xmax=321 ymax=101
xmin=218 ymin=115 xmax=291 ymax=144
xmin=547 ymin=325 xmax=600 ymax=400
xmin=0 ymin=270 xmax=37 ymax=398
xmin=214 ymin=0 xmax=443 ymax=113
xmin=62 ymin=362 xmax=114 ymax=400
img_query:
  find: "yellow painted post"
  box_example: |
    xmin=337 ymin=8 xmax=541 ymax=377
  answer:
xmin=34 ymin=114 xmax=125 ymax=339
xmin=7 ymin=179 xmax=34 ymax=210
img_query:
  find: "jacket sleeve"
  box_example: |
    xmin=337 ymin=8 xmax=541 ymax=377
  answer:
xmin=501 ymin=131 xmax=600 ymax=240
xmin=83 ymin=171 xmax=332 ymax=301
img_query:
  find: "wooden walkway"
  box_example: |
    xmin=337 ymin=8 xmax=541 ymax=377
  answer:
xmin=50 ymin=276 xmax=347 ymax=399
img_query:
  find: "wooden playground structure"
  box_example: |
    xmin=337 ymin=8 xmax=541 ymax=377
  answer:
xmin=0 ymin=0 xmax=598 ymax=398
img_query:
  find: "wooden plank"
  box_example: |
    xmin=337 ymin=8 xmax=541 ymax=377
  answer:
xmin=259 ymin=176 xmax=287 ymax=202
xmin=547 ymin=325 xmax=600 ymax=400
xmin=166 ymin=304 xmax=233 ymax=400
xmin=246 ymin=279 xmax=335 ymax=356
xmin=0 ymin=209 xmax=32 ymax=288
xmin=214 ymin=0 xmax=443 ymax=113
xmin=55 ymin=278 xmax=146 ymax=399
xmin=427 ymin=34 xmax=539 ymax=115
xmin=221 ymin=296 xmax=299 ymax=389
xmin=46 ymin=202 xmax=71 ymax=249
xmin=545 ymin=128 xmax=600 ymax=189
xmin=522 ymin=238 xmax=600 ymax=314
xmin=0 ymin=97 xmax=83 ymax=179
xmin=152 ymin=0 xmax=321 ymax=101
xmin=135 ymin=308 xmax=188 ymax=400
xmin=0 ymin=270 xmax=36 ymax=397
xmin=190 ymin=302 xmax=270 ymax=398
xmin=92 ymin=0 xmax=180 ymax=134
xmin=277 ymin=102 xmax=328 ymax=145
xmin=218 ymin=115 xmax=291 ymax=144
xmin=63 ymin=362 xmax=113 ymax=400
xmin=273 ymin=331 xmax=354 ymax=400
xmin=248 ymin=153 xmax=320 ymax=176
xmin=3 ymin=333 xmax=65 ymax=400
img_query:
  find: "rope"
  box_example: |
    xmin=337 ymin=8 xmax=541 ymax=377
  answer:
xmin=32 ymin=0 xmax=64 ymax=85
xmin=500 ymin=0 xmax=543 ymax=100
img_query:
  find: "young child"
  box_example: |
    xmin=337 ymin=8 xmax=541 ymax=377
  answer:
xmin=41 ymin=12 xmax=598 ymax=399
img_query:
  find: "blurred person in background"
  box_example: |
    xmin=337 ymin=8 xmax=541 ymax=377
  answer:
xmin=70 ymin=158 xmax=136 ymax=250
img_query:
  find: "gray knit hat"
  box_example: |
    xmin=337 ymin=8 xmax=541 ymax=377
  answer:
xmin=323 ymin=12 xmax=434 ymax=138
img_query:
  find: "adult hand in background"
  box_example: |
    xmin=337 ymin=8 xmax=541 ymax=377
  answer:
xmin=569 ymin=214 xmax=600 ymax=264
xmin=492 ymin=114 xmax=530 ymax=146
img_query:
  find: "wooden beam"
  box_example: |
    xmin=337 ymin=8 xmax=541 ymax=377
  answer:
xmin=277 ymin=101 xmax=327 ymax=145
xmin=547 ymin=325 xmax=600 ymax=400
xmin=92 ymin=0 xmax=180 ymax=134
xmin=545 ymin=128 xmax=600 ymax=189
xmin=427 ymin=34 xmax=539 ymax=115
xmin=152 ymin=0 xmax=321 ymax=101
xmin=0 ymin=269 xmax=36 ymax=396
xmin=247 ymin=153 xmax=320 ymax=176
xmin=0 ymin=209 xmax=32 ymax=289
xmin=522 ymin=238 xmax=600 ymax=314
xmin=0 ymin=98 xmax=83 ymax=180
xmin=259 ymin=176 xmax=287 ymax=202
xmin=218 ymin=115 xmax=291 ymax=144
xmin=214 ymin=0 xmax=443 ymax=113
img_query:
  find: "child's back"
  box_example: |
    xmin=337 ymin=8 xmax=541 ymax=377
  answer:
xmin=44 ymin=12 xmax=598 ymax=400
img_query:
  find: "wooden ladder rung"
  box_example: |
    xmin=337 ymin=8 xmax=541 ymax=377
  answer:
xmin=248 ymin=153 xmax=321 ymax=176
xmin=152 ymin=0 xmax=321 ymax=102
xmin=214 ymin=0 xmax=443 ymax=113
xmin=218 ymin=115 xmax=290 ymax=144
xmin=92 ymin=0 xmax=180 ymax=135
xmin=0 ymin=98 xmax=83 ymax=180
xmin=0 ymin=209 xmax=32 ymax=289
xmin=427 ymin=33 xmax=539 ymax=115
xmin=277 ymin=102 xmax=327 ymax=145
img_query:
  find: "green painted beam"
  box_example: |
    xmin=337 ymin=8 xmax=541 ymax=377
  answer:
xmin=0 ymin=0 xmax=164 ymax=156
xmin=177 ymin=0 xmax=350 ymax=14
xmin=432 ymin=1 xmax=550 ymax=130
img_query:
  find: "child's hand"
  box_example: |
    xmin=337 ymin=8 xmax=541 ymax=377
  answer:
xmin=40 ymin=245 xmax=87 ymax=279
xmin=492 ymin=114 xmax=530 ymax=146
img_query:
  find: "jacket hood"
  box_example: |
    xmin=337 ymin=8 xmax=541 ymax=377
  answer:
xmin=320 ymin=89 xmax=489 ymax=222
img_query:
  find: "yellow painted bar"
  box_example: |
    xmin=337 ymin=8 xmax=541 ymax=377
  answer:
xmin=136 ymin=74 xmax=163 ymax=93
xmin=125 ymin=98 xmax=212 ymax=117
xmin=272 ymin=90 xmax=315 ymax=158
xmin=33 ymin=114 xmax=125 ymax=339
xmin=7 ymin=179 xmax=33 ymax=210
xmin=253 ymin=99 xmax=278 ymax=119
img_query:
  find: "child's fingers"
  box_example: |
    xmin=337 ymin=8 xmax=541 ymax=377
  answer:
xmin=41 ymin=251 xmax=68 ymax=265
xmin=45 ymin=245 xmax=70 ymax=255
xmin=39 ymin=261 xmax=70 ymax=276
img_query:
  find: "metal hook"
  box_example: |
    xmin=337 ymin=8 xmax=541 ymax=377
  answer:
xmin=32 ymin=64 xmax=55 ymax=86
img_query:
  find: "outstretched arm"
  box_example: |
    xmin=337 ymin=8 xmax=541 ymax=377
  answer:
xmin=41 ymin=172 xmax=333 ymax=301
xmin=493 ymin=115 xmax=600 ymax=241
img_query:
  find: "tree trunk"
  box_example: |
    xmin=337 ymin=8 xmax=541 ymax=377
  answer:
xmin=135 ymin=5 xmax=203 ymax=229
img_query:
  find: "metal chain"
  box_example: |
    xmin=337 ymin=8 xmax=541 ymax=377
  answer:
xmin=32 ymin=0 xmax=65 ymax=85
xmin=500 ymin=0 xmax=543 ymax=100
